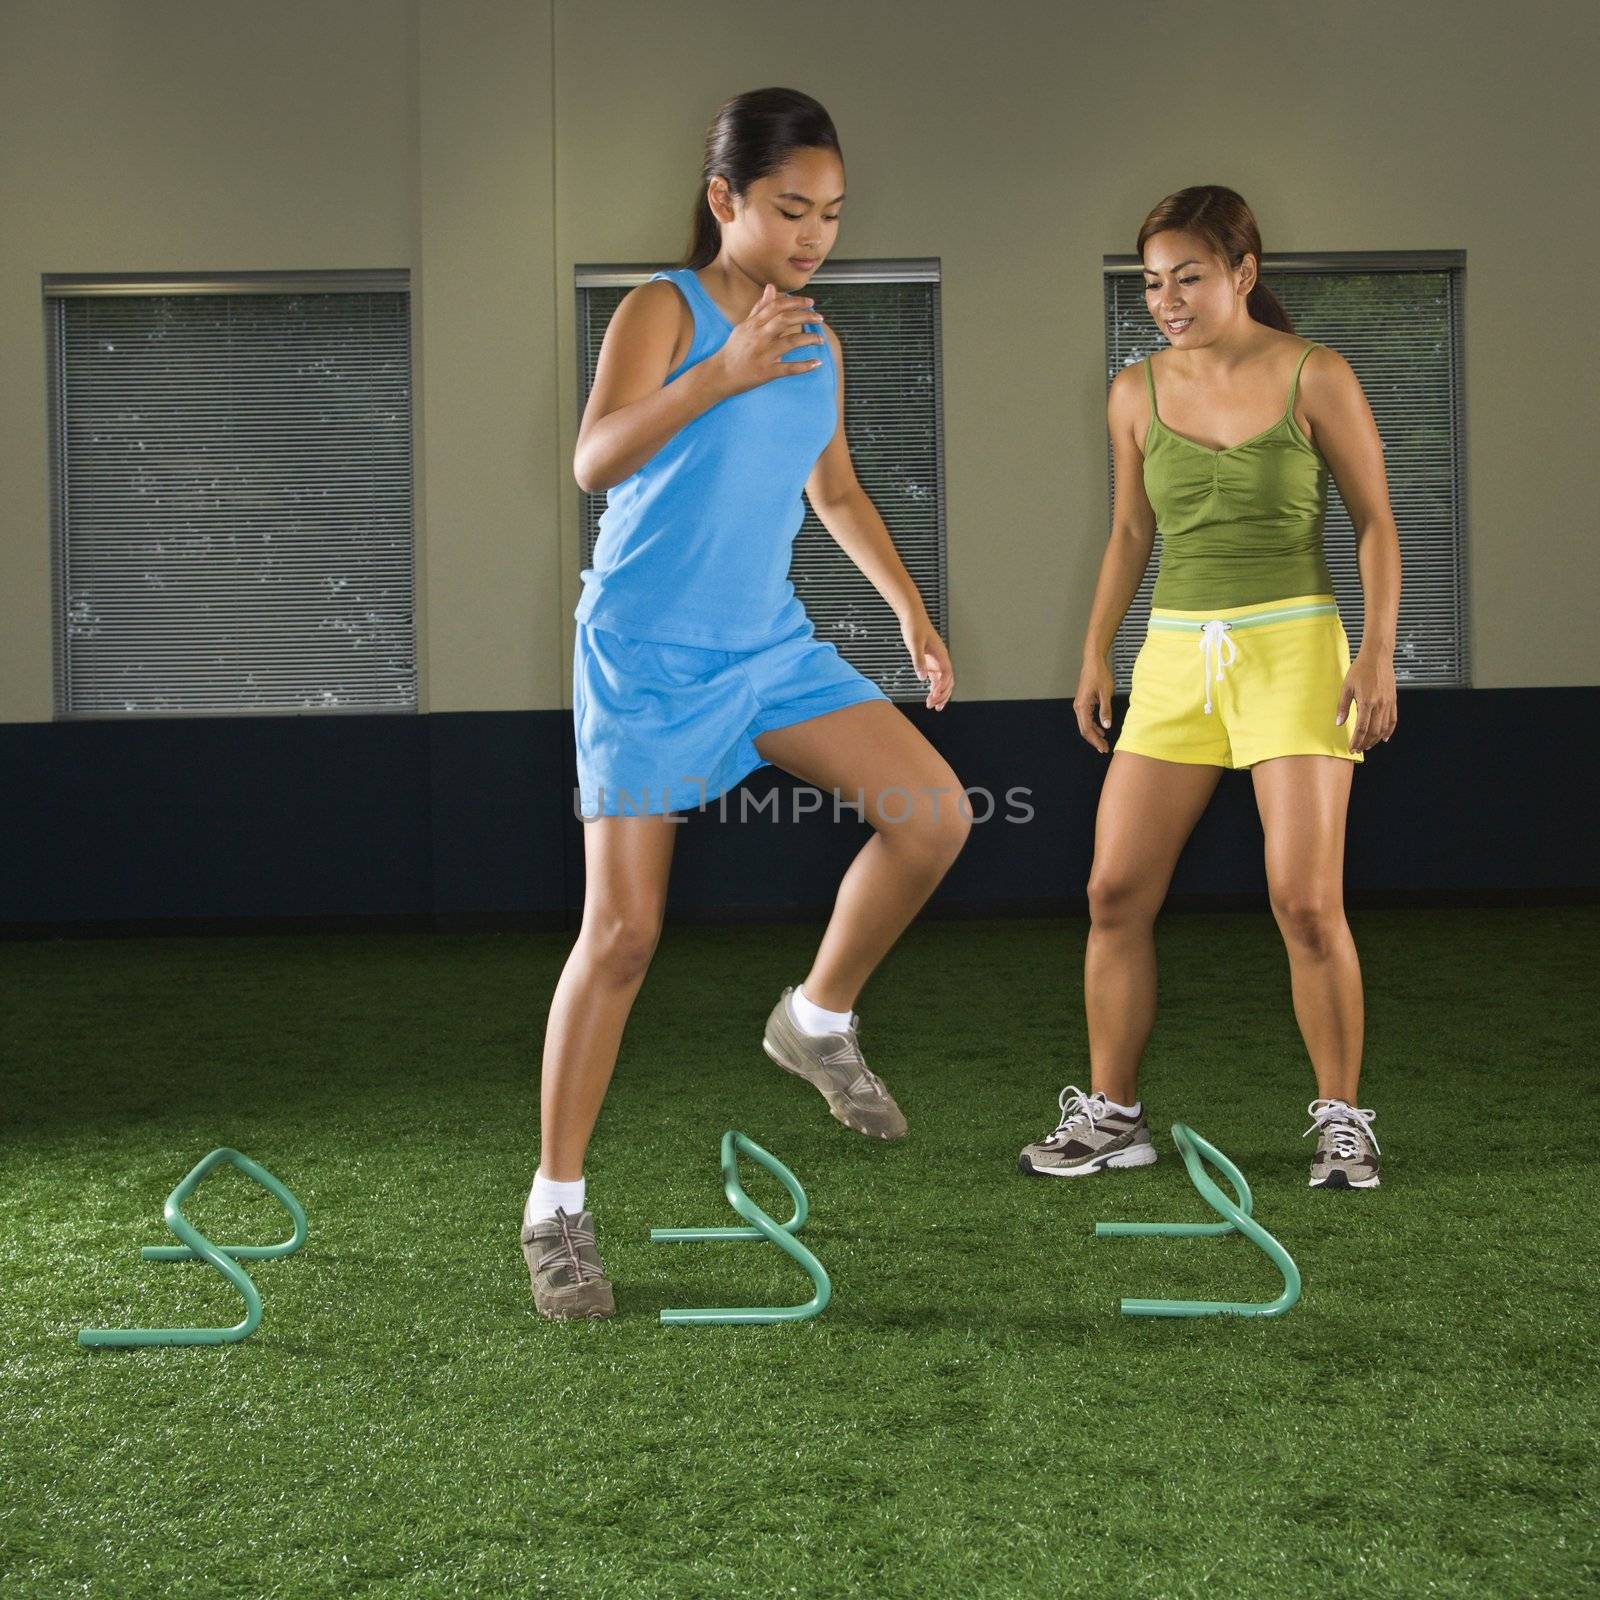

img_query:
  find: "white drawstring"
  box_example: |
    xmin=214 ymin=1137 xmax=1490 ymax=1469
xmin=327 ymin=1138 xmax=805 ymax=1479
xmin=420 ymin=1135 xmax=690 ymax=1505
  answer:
xmin=1197 ymin=619 xmax=1237 ymax=714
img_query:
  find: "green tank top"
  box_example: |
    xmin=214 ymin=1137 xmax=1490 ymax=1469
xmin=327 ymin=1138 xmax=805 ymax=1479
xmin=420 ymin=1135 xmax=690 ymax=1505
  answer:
xmin=1141 ymin=341 xmax=1335 ymax=609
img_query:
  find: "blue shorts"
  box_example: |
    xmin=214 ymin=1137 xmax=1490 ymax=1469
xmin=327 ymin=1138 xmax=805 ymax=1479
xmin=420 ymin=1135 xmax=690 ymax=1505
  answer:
xmin=573 ymin=611 xmax=891 ymax=817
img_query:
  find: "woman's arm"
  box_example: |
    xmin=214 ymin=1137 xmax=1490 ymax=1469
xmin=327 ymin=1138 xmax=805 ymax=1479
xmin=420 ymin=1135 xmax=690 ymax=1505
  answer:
xmin=1301 ymin=346 xmax=1401 ymax=749
xmin=1301 ymin=346 xmax=1402 ymax=660
xmin=1082 ymin=365 xmax=1159 ymax=665
xmin=573 ymin=280 xmax=733 ymax=494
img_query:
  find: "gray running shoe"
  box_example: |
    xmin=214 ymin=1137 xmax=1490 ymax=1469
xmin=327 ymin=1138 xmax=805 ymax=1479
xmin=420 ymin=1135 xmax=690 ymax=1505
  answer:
xmin=1018 ymin=1085 xmax=1157 ymax=1177
xmin=1303 ymin=1099 xmax=1381 ymax=1189
xmin=520 ymin=1206 xmax=615 ymax=1319
xmin=761 ymin=986 xmax=908 ymax=1140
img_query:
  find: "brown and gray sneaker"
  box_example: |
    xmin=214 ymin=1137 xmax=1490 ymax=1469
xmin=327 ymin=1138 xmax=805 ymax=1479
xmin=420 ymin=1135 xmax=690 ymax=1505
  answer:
xmin=1018 ymin=1085 xmax=1157 ymax=1177
xmin=761 ymin=986 xmax=908 ymax=1141
xmin=1303 ymin=1099 xmax=1381 ymax=1189
xmin=520 ymin=1206 xmax=615 ymax=1319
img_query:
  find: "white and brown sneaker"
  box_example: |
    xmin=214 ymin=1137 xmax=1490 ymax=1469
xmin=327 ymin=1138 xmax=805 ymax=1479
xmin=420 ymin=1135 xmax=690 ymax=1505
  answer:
xmin=520 ymin=1206 xmax=615 ymax=1319
xmin=1018 ymin=1085 xmax=1157 ymax=1177
xmin=761 ymin=986 xmax=908 ymax=1140
xmin=1303 ymin=1099 xmax=1381 ymax=1189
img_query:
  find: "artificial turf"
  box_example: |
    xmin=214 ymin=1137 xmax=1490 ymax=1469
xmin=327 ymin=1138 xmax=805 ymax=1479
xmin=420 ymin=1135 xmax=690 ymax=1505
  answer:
xmin=2 ymin=908 xmax=1596 ymax=1598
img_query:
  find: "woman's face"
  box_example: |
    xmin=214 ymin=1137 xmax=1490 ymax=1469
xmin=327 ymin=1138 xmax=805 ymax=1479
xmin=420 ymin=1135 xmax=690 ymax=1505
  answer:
xmin=711 ymin=145 xmax=845 ymax=289
xmin=1141 ymin=229 xmax=1254 ymax=345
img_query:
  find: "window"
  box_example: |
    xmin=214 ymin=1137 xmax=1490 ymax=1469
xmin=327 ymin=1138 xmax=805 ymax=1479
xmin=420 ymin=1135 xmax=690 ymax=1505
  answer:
xmin=1103 ymin=251 xmax=1468 ymax=688
xmin=575 ymin=260 xmax=947 ymax=700
xmin=46 ymin=270 xmax=417 ymax=717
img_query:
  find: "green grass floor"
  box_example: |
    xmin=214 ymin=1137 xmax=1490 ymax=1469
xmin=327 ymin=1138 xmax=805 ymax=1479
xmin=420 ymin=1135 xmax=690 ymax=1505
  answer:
xmin=3 ymin=908 xmax=1597 ymax=1598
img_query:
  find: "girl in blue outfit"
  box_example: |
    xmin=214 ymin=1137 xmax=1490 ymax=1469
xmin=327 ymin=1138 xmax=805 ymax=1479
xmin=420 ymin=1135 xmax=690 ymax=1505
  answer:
xmin=520 ymin=89 xmax=969 ymax=1319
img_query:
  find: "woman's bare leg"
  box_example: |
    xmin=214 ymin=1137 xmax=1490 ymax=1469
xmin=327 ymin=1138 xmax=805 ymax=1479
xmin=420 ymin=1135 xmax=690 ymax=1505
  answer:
xmin=753 ymin=699 xmax=970 ymax=1012
xmin=538 ymin=813 xmax=679 ymax=1180
xmin=1251 ymin=754 xmax=1363 ymax=1103
xmin=1085 ymin=752 xmax=1222 ymax=1105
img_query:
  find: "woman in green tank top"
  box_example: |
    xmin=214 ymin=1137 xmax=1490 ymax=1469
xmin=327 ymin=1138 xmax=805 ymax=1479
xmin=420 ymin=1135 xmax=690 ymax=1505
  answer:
xmin=1018 ymin=187 xmax=1401 ymax=1192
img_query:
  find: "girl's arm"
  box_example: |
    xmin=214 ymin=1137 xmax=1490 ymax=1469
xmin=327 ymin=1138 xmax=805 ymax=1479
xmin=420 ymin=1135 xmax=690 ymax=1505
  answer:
xmin=804 ymin=323 xmax=954 ymax=709
xmin=574 ymin=280 xmax=733 ymax=494
xmin=803 ymin=323 xmax=929 ymax=625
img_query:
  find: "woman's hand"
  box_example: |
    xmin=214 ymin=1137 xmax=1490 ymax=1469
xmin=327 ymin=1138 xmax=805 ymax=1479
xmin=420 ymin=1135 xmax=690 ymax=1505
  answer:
xmin=1337 ymin=648 xmax=1398 ymax=752
xmin=1074 ymin=653 xmax=1115 ymax=754
xmin=711 ymin=283 xmax=826 ymax=396
xmin=902 ymin=612 xmax=954 ymax=710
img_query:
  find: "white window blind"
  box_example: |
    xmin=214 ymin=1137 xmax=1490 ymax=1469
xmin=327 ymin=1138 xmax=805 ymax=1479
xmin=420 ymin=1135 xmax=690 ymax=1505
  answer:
xmin=575 ymin=261 xmax=947 ymax=700
xmin=45 ymin=271 xmax=417 ymax=717
xmin=1103 ymin=251 xmax=1468 ymax=689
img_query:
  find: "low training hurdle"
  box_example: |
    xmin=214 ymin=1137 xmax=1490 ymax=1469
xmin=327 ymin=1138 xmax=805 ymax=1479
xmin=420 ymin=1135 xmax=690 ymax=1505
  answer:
xmin=650 ymin=1129 xmax=831 ymax=1326
xmin=1095 ymin=1122 xmax=1301 ymax=1319
xmin=79 ymin=1147 xmax=308 ymax=1348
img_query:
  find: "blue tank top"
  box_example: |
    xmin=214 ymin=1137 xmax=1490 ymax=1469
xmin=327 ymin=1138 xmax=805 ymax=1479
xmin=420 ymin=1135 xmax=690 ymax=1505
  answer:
xmin=575 ymin=268 xmax=836 ymax=649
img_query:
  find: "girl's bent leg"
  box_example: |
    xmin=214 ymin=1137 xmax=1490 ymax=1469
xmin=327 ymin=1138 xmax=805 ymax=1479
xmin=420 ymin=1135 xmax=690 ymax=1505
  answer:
xmin=753 ymin=699 xmax=970 ymax=1012
xmin=539 ymin=812 xmax=679 ymax=1180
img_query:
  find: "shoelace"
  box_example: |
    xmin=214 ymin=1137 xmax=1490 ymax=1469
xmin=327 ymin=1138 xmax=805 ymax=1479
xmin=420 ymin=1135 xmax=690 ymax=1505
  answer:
xmin=848 ymin=1067 xmax=891 ymax=1101
xmin=1302 ymin=1098 xmax=1381 ymax=1159
xmin=537 ymin=1207 xmax=608 ymax=1285
xmin=817 ymin=1017 xmax=890 ymax=1102
xmin=812 ymin=1017 xmax=876 ymax=1094
xmin=1198 ymin=619 xmax=1238 ymax=715
xmin=1043 ymin=1085 xmax=1108 ymax=1146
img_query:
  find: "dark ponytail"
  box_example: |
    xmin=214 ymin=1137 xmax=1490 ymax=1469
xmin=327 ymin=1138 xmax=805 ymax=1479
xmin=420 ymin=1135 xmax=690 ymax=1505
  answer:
xmin=680 ymin=87 xmax=842 ymax=270
xmin=1136 ymin=185 xmax=1294 ymax=333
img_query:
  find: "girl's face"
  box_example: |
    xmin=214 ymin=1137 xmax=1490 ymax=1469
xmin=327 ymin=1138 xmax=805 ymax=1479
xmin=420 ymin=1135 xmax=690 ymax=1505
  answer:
xmin=1141 ymin=229 xmax=1255 ymax=345
xmin=710 ymin=145 xmax=845 ymax=288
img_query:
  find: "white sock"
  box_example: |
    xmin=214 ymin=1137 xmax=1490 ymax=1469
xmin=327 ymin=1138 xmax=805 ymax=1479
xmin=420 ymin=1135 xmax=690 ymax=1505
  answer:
xmin=1097 ymin=1093 xmax=1141 ymax=1117
xmin=524 ymin=1168 xmax=586 ymax=1229
xmin=789 ymin=981 xmax=853 ymax=1037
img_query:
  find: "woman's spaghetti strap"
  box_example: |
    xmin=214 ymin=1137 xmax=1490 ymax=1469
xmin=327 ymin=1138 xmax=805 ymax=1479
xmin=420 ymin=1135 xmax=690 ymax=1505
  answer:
xmin=1287 ymin=341 xmax=1319 ymax=416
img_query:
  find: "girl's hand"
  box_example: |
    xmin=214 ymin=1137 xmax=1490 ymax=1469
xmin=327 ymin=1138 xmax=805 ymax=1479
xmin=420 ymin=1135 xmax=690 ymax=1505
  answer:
xmin=1074 ymin=654 xmax=1115 ymax=754
xmin=712 ymin=283 xmax=826 ymax=396
xmin=1337 ymin=648 xmax=1398 ymax=751
xmin=903 ymin=614 xmax=954 ymax=710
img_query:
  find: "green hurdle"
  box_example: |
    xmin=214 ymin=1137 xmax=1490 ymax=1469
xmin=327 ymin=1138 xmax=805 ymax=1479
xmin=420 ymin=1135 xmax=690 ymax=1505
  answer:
xmin=1095 ymin=1122 xmax=1301 ymax=1318
xmin=78 ymin=1147 xmax=307 ymax=1348
xmin=651 ymin=1129 xmax=831 ymax=1325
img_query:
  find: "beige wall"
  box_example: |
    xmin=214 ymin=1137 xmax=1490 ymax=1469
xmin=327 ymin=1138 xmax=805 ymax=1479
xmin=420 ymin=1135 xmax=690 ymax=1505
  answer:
xmin=3 ymin=0 xmax=1594 ymax=726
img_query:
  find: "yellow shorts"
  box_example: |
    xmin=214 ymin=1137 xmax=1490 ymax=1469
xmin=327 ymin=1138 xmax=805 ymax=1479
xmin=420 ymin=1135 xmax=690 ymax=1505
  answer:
xmin=1115 ymin=593 xmax=1364 ymax=770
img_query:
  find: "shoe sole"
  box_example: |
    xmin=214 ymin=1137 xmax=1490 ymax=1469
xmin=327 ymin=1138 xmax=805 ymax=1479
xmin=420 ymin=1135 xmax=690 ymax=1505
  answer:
xmin=1310 ymin=1170 xmax=1380 ymax=1189
xmin=762 ymin=1036 xmax=905 ymax=1141
xmin=531 ymin=1284 xmax=615 ymax=1320
xmin=536 ymin=1302 xmax=614 ymax=1321
xmin=1018 ymin=1143 xmax=1158 ymax=1178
